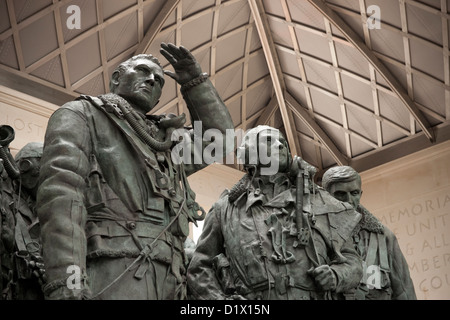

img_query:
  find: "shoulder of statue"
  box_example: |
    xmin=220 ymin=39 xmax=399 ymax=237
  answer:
xmin=77 ymin=94 xmax=132 ymax=121
xmin=212 ymin=189 xmax=231 ymax=210
xmin=52 ymin=98 xmax=92 ymax=122
xmin=66 ymin=95 xmax=112 ymax=117
xmin=62 ymin=97 xmax=91 ymax=109
xmin=75 ymin=94 xmax=102 ymax=107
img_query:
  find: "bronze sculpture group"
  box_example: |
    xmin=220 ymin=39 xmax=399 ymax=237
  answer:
xmin=0 ymin=43 xmax=416 ymax=300
xmin=0 ymin=130 xmax=45 ymax=300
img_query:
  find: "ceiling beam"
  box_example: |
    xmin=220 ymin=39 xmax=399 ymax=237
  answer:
xmin=283 ymin=73 xmax=412 ymax=137
xmin=53 ymin=0 xmax=72 ymax=90
xmin=285 ymin=91 xmax=348 ymax=166
xmin=210 ymin=0 xmax=222 ymax=85
xmin=0 ymin=0 xmax=74 ymax=42
xmin=307 ymin=0 xmax=435 ymax=142
xmin=240 ymin=12 xmax=255 ymax=133
xmin=399 ymin=0 xmax=416 ymax=135
xmin=248 ymin=0 xmax=300 ymax=156
xmin=350 ymin=122 xmax=450 ymax=173
xmin=0 ymin=67 xmax=78 ymax=106
xmin=24 ymin=3 xmax=142 ymax=74
xmin=358 ymin=0 xmax=383 ymax=148
xmin=268 ymin=13 xmax=448 ymax=92
xmin=134 ymin=0 xmax=180 ymax=55
xmin=280 ymin=0 xmax=316 ymax=163
xmin=152 ymin=0 xmax=244 ymax=40
xmin=324 ymin=19 xmax=352 ymax=158
xmin=137 ymin=0 xmax=144 ymax=42
xmin=327 ymin=3 xmax=446 ymax=55
xmin=5 ymin=0 xmax=25 ymax=71
xmin=313 ymin=113 xmax=378 ymax=149
xmin=224 ymin=75 xmax=271 ymax=105
xmin=72 ymin=44 xmax=139 ymax=90
xmin=441 ymin=0 xmax=450 ymax=120
xmin=96 ymin=0 xmax=111 ymax=93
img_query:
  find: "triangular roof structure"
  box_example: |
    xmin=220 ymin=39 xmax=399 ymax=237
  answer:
xmin=1 ymin=0 xmax=448 ymax=176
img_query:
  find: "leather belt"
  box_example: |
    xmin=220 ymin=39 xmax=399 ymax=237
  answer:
xmin=86 ymin=220 xmax=184 ymax=251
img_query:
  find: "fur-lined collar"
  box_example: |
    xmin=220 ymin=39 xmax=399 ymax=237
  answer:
xmin=228 ymin=174 xmax=251 ymax=202
xmin=99 ymin=93 xmax=165 ymax=122
xmin=353 ymin=205 xmax=385 ymax=235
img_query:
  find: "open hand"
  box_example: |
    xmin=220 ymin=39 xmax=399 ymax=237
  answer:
xmin=160 ymin=43 xmax=202 ymax=85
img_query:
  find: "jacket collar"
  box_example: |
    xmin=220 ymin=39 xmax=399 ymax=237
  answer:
xmin=229 ymin=173 xmax=294 ymax=211
xmin=354 ymin=204 xmax=385 ymax=234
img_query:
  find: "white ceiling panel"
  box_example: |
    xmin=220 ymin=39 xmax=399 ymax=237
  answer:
xmin=0 ymin=0 xmax=448 ymax=176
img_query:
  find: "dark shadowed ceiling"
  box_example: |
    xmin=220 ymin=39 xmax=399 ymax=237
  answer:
xmin=1 ymin=0 xmax=449 ymax=178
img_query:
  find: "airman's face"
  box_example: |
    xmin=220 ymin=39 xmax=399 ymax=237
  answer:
xmin=18 ymin=157 xmax=40 ymax=192
xmin=113 ymin=59 xmax=164 ymax=114
xmin=328 ymin=179 xmax=362 ymax=209
xmin=257 ymin=130 xmax=290 ymax=173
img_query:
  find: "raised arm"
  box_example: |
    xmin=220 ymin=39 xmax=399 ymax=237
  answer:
xmin=160 ymin=43 xmax=235 ymax=175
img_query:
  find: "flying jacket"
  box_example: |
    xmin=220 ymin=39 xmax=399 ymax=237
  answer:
xmin=187 ymin=174 xmax=364 ymax=300
xmin=353 ymin=205 xmax=417 ymax=300
xmin=37 ymin=78 xmax=234 ymax=299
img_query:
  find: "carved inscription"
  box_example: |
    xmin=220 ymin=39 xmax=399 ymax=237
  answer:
xmin=0 ymin=103 xmax=48 ymax=151
xmin=375 ymin=191 xmax=450 ymax=300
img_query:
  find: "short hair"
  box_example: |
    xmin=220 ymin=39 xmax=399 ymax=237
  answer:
xmin=322 ymin=166 xmax=361 ymax=192
xmin=109 ymin=54 xmax=164 ymax=92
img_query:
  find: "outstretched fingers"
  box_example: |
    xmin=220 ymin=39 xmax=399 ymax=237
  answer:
xmin=178 ymin=45 xmax=195 ymax=60
xmin=160 ymin=45 xmax=177 ymax=66
xmin=160 ymin=42 xmax=200 ymax=83
xmin=161 ymin=43 xmax=185 ymax=60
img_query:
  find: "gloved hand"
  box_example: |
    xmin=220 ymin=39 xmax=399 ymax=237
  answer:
xmin=28 ymin=254 xmax=47 ymax=286
xmin=308 ymin=265 xmax=337 ymax=291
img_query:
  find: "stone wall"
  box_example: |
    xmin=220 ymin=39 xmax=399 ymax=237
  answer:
xmin=0 ymin=85 xmax=57 ymax=156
